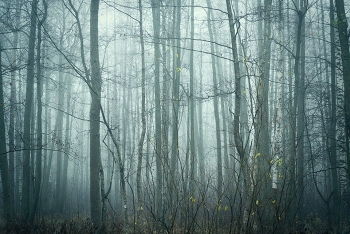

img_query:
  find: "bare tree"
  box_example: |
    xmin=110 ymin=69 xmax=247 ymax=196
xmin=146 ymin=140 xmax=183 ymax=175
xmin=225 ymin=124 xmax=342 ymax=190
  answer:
xmin=21 ymin=0 xmax=38 ymax=220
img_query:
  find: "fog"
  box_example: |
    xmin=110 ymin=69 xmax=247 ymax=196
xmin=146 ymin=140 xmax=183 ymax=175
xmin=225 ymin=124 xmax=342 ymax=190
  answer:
xmin=0 ymin=0 xmax=349 ymax=233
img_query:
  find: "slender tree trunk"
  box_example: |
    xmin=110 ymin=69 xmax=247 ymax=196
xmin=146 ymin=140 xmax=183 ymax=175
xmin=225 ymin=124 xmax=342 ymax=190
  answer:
xmin=151 ymin=0 xmax=163 ymax=221
xmin=90 ymin=0 xmax=103 ymax=228
xmin=8 ymin=0 xmax=21 ymax=217
xmin=198 ymin=38 xmax=205 ymax=183
xmin=225 ymin=0 xmax=251 ymax=231
xmin=256 ymin=0 xmax=273 ymax=205
xmin=55 ymin=7 xmax=66 ymax=213
xmin=171 ymin=0 xmax=181 ymax=193
xmin=205 ymin=0 xmax=223 ymax=207
xmin=329 ymin=0 xmax=340 ymax=228
xmin=189 ymin=0 xmax=196 ymax=209
xmin=334 ymin=0 xmax=350 ymax=184
xmin=21 ymin=0 xmax=38 ymax=220
xmin=61 ymin=76 xmax=72 ymax=214
xmin=0 ymin=42 xmax=14 ymax=223
xmin=29 ymin=0 xmax=47 ymax=222
xmin=136 ymin=0 xmax=146 ymax=216
xmin=293 ymin=1 xmax=307 ymax=220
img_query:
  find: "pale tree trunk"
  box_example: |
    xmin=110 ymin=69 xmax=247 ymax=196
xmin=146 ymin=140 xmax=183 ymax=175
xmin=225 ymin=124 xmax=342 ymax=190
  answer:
xmin=55 ymin=4 xmax=66 ymax=213
xmin=21 ymin=0 xmax=38 ymax=220
xmin=171 ymin=0 xmax=182 ymax=194
xmin=29 ymin=0 xmax=47 ymax=222
xmin=189 ymin=0 xmax=196 ymax=210
xmin=151 ymin=0 xmax=163 ymax=221
xmin=55 ymin=66 xmax=64 ymax=214
xmin=205 ymin=0 xmax=223 ymax=206
xmin=272 ymin=0 xmax=284 ymax=192
xmin=162 ymin=1 xmax=170 ymax=180
xmin=9 ymin=0 xmax=21 ymax=216
xmin=136 ymin=0 xmax=146 ymax=216
xmin=286 ymin=1 xmax=296 ymax=222
xmin=334 ymin=0 xmax=350 ymax=185
xmin=198 ymin=38 xmax=205 ymax=183
xmin=62 ymin=75 xmax=72 ymax=214
xmin=331 ymin=0 xmax=350 ymax=225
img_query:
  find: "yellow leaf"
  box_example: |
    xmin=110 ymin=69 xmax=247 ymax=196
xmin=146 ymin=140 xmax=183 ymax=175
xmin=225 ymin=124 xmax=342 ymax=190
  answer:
xmin=277 ymin=158 xmax=282 ymax=166
xmin=256 ymin=200 xmax=259 ymax=205
xmin=255 ymin=153 xmax=260 ymax=158
xmin=176 ymin=53 xmax=178 ymax=58
xmin=243 ymin=90 xmax=247 ymax=95
xmin=218 ymin=205 xmax=222 ymax=211
xmin=190 ymin=196 xmax=195 ymax=203
xmin=272 ymin=200 xmax=276 ymax=204
xmin=176 ymin=67 xmax=181 ymax=72
xmin=224 ymin=206 xmax=228 ymax=211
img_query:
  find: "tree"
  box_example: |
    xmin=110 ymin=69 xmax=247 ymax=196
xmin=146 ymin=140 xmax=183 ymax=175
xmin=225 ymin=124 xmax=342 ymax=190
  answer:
xmin=150 ymin=0 xmax=163 ymax=221
xmin=292 ymin=0 xmax=308 ymax=219
xmin=334 ymin=0 xmax=350 ymax=183
xmin=29 ymin=0 xmax=47 ymax=222
xmin=328 ymin=0 xmax=340 ymax=228
xmin=21 ymin=0 xmax=38 ymax=220
xmin=136 ymin=0 xmax=146 ymax=216
xmin=0 ymin=41 xmax=14 ymax=223
xmin=205 ymin=0 xmax=222 ymax=208
xmin=90 ymin=0 xmax=103 ymax=228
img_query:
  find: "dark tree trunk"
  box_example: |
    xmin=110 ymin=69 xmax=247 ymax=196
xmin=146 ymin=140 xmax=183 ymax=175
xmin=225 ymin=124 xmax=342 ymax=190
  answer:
xmin=29 ymin=0 xmax=47 ymax=222
xmin=21 ymin=0 xmax=38 ymax=220
xmin=90 ymin=0 xmax=102 ymax=228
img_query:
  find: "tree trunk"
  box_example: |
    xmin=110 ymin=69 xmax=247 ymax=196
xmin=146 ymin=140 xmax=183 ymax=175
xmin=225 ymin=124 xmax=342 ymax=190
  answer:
xmin=62 ymin=76 xmax=72 ymax=214
xmin=21 ymin=0 xmax=38 ymax=220
xmin=334 ymin=0 xmax=350 ymax=184
xmin=8 ymin=0 xmax=21 ymax=216
xmin=29 ymin=0 xmax=47 ymax=222
xmin=293 ymin=1 xmax=307 ymax=220
xmin=136 ymin=0 xmax=146 ymax=216
xmin=189 ymin=0 xmax=196 ymax=211
xmin=55 ymin=6 xmax=66 ymax=213
xmin=205 ymin=0 xmax=223 ymax=207
xmin=0 ymin=41 xmax=14 ymax=223
xmin=151 ymin=0 xmax=163 ymax=221
xmin=90 ymin=0 xmax=103 ymax=228
xmin=329 ymin=0 xmax=340 ymax=228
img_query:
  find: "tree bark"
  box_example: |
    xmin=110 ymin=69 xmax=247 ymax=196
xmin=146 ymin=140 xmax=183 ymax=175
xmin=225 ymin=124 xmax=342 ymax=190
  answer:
xmin=151 ymin=0 xmax=163 ymax=221
xmin=329 ymin=0 xmax=340 ymax=228
xmin=21 ymin=0 xmax=38 ymax=220
xmin=0 ymin=41 xmax=14 ymax=223
xmin=29 ymin=0 xmax=47 ymax=222
xmin=205 ymin=0 xmax=223 ymax=204
xmin=90 ymin=0 xmax=102 ymax=228
xmin=136 ymin=0 xmax=146 ymax=216
xmin=334 ymin=0 xmax=350 ymax=183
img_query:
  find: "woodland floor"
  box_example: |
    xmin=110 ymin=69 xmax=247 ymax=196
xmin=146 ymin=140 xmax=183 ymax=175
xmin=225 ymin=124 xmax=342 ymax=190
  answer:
xmin=0 ymin=214 xmax=342 ymax=234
